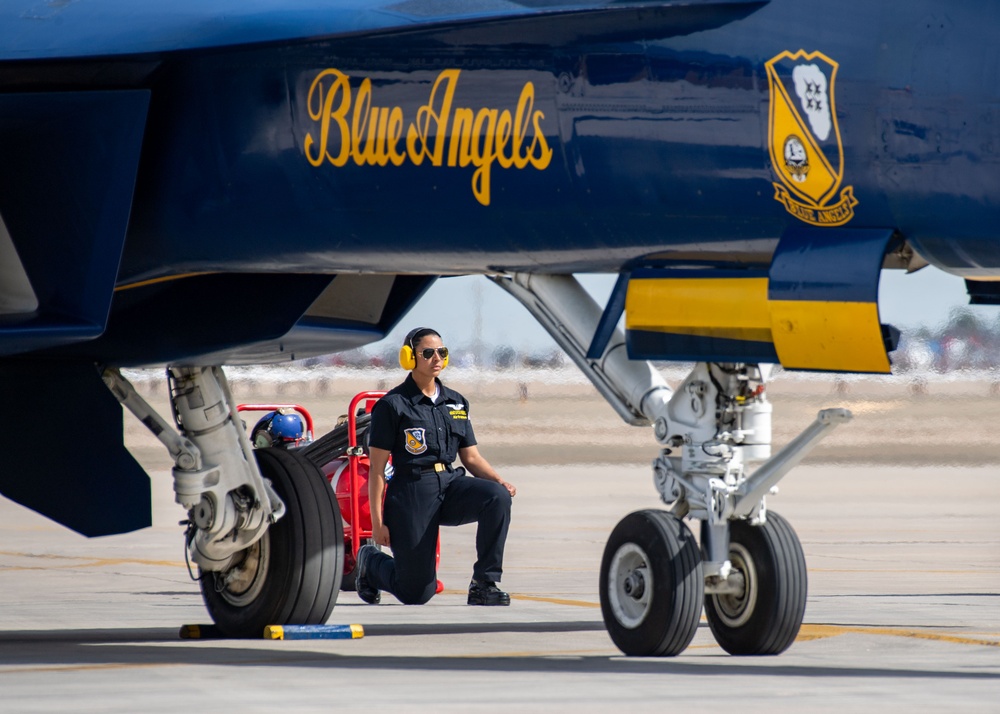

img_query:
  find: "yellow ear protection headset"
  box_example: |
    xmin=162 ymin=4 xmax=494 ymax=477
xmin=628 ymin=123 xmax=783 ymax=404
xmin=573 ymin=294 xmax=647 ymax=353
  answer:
xmin=398 ymin=327 xmax=449 ymax=370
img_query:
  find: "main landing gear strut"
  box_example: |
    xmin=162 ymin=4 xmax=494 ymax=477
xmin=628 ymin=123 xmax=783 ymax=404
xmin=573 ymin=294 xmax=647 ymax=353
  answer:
xmin=103 ymin=366 xmax=343 ymax=637
xmin=491 ymin=273 xmax=852 ymax=656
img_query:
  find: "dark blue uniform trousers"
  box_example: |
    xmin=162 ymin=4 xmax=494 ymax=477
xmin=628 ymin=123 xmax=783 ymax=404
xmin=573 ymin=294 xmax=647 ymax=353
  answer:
xmin=366 ymin=468 xmax=512 ymax=604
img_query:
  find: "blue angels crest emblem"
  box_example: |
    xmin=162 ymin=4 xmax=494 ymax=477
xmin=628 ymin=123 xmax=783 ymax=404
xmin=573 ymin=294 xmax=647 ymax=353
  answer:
xmin=404 ymin=427 xmax=427 ymax=455
xmin=766 ymin=50 xmax=858 ymax=226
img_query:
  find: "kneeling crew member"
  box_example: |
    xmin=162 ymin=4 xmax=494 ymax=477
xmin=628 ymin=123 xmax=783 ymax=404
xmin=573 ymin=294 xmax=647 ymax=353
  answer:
xmin=356 ymin=327 xmax=516 ymax=606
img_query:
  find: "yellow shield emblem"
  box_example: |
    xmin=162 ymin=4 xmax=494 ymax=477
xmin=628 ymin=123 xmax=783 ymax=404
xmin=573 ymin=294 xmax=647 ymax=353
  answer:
xmin=766 ymin=50 xmax=857 ymax=226
xmin=404 ymin=427 xmax=427 ymax=455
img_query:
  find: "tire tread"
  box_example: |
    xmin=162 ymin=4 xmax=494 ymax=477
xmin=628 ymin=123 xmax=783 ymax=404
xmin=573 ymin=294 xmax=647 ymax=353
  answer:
xmin=704 ymin=511 xmax=806 ymax=655
xmin=600 ymin=509 xmax=704 ymax=657
xmin=201 ymin=448 xmax=343 ymax=637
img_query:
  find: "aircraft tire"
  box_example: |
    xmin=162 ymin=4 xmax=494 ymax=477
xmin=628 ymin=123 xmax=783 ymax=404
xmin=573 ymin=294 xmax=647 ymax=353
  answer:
xmin=200 ymin=448 xmax=344 ymax=638
xmin=600 ymin=510 xmax=703 ymax=656
xmin=704 ymin=511 xmax=806 ymax=655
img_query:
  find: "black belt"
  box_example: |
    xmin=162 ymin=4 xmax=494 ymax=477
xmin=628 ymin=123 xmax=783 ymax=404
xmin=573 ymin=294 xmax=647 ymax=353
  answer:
xmin=415 ymin=462 xmax=451 ymax=474
xmin=396 ymin=462 xmax=453 ymax=479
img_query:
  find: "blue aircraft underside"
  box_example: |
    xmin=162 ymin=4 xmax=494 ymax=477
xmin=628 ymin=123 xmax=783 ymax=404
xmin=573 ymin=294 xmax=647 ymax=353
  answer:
xmin=0 ymin=0 xmax=997 ymax=534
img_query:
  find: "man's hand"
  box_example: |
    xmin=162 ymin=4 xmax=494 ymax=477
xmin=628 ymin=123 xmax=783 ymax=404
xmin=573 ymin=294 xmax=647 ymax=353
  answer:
xmin=500 ymin=480 xmax=517 ymax=497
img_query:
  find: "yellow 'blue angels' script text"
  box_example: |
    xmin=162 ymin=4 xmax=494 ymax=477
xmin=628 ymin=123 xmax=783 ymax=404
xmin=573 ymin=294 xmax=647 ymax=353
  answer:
xmin=304 ymin=69 xmax=553 ymax=206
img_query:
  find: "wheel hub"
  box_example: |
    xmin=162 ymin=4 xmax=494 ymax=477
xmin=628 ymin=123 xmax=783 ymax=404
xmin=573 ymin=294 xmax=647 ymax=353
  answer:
xmin=608 ymin=542 xmax=653 ymax=629
xmin=711 ymin=542 xmax=757 ymax=628
xmin=214 ymin=531 xmax=271 ymax=607
xmin=623 ymin=571 xmax=646 ymax=599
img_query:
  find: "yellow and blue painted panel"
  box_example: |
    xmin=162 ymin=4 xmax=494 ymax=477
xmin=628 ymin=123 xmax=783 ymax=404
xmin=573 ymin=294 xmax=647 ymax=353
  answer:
xmin=626 ymin=269 xmax=779 ymax=364
xmin=626 ymin=228 xmax=897 ymax=373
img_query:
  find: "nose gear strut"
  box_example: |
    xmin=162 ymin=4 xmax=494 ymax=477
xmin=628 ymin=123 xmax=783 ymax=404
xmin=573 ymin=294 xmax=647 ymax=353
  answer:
xmin=490 ymin=273 xmax=851 ymax=656
xmin=103 ymin=366 xmax=284 ymax=572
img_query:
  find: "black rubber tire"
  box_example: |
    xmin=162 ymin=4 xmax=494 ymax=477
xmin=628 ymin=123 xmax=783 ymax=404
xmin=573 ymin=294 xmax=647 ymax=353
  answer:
xmin=200 ymin=448 xmax=344 ymax=638
xmin=600 ymin=510 xmax=704 ymax=656
xmin=703 ymin=511 xmax=807 ymax=655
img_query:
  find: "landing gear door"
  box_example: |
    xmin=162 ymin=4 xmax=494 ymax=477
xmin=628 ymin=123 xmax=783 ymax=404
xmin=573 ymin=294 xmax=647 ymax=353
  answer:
xmin=624 ymin=227 xmax=899 ymax=373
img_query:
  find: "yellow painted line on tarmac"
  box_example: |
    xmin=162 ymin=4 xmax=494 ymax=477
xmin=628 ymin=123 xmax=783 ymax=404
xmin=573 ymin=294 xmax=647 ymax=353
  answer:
xmin=451 ymin=592 xmax=999 ymax=652
xmin=797 ymin=624 xmax=1000 ymax=647
xmin=440 ymin=589 xmax=601 ymax=608
xmin=512 ymin=594 xmax=601 ymax=608
xmin=450 ymin=627 xmax=998 ymax=660
xmin=0 ymin=551 xmax=184 ymax=569
xmin=461 ymin=594 xmax=1000 ymax=648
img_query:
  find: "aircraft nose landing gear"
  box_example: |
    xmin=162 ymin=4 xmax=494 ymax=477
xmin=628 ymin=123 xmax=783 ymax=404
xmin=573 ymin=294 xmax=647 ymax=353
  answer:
xmin=492 ymin=272 xmax=851 ymax=657
xmin=599 ymin=380 xmax=839 ymax=657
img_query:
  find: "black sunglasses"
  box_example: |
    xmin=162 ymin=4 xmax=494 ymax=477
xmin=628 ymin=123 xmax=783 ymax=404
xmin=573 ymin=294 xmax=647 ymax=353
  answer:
xmin=419 ymin=347 xmax=449 ymax=360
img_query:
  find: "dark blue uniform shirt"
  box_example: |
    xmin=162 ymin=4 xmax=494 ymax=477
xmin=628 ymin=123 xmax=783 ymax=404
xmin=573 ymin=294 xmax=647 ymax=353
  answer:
xmin=369 ymin=375 xmax=477 ymax=476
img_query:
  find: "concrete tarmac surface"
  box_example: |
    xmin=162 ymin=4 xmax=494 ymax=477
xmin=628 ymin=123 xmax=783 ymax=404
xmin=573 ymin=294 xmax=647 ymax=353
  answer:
xmin=1 ymin=458 xmax=997 ymax=713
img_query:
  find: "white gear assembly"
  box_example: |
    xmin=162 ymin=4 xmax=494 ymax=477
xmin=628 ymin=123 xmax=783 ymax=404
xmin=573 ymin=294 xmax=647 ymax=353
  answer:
xmin=106 ymin=363 xmax=343 ymax=638
xmin=490 ymin=272 xmax=852 ymax=655
xmin=103 ymin=366 xmax=285 ymax=571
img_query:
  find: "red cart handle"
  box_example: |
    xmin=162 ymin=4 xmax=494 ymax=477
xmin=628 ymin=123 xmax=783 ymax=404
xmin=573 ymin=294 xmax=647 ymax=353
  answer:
xmin=346 ymin=391 xmax=387 ymax=448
